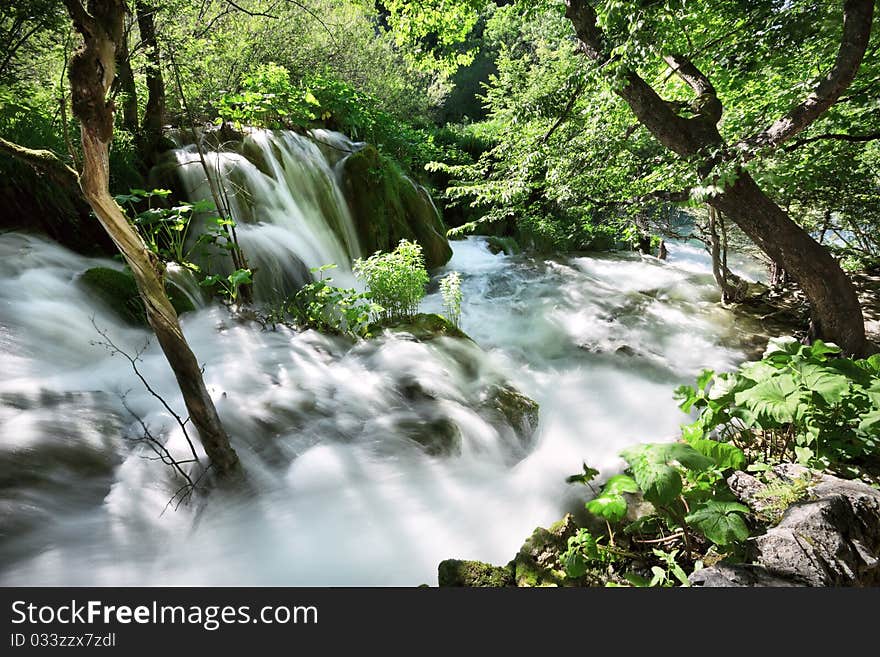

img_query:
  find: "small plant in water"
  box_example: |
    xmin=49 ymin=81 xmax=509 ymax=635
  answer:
xmin=440 ymin=271 xmax=463 ymax=327
xmin=353 ymin=239 xmax=429 ymax=321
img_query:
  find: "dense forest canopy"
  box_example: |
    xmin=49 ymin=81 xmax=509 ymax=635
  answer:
xmin=0 ymin=0 xmax=879 ymax=589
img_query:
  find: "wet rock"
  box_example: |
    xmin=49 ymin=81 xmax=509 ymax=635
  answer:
xmin=438 ymin=559 xmax=515 ymax=587
xmin=341 ymin=145 xmax=452 ymax=269
xmin=79 ymin=267 xmax=195 ymax=327
xmin=485 ymin=236 xmax=520 ymax=255
xmin=477 ymin=383 xmax=540 ymax=450
xmin=513 ymin=514 xmax=579 ymax=587
xmin=374 ymin=313 xmax=470 ymax=342
xmin=398 ymin=417 xmax=462 ymax=457
xmin=689 ymin=564 xmax=799 ymax=587
xmin=754 ymin=473 xmax=880 ymax=586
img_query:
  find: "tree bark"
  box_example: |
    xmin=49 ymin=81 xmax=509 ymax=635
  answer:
xmin=114 ymin=28 xmax=139 ymax=136
xmin=134 ymin=1 xmax=166 ymax=166
xmin=563 ymin=0 xmax=870 ymax=355
xmin=62 ymin=0 xmax=241 ymax=478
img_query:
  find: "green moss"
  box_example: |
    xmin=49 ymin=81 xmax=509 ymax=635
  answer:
xmin=371 ymin=313 xmax=471 ymax=341
xmin=342 ymin=145 xmax=452 ymax=269
xmin=79 ymin=267 xmax=195 ymax=327
xmin=485 ymin=236 xmax=521 ymax=255
xmin=438 ymin=559 xmax=515 ymax=587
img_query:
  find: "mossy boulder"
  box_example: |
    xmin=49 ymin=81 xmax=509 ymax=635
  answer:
xmin=341 ymin=145 xmax=452 ymax=269
xmin=398 ymin=417 xmax=463 ymax=457
xmin=485 ymin=236 xmax=521 ymax=255
xmin=478 ymin=384 xmax=540 ymax=450
xmin=438 ymin=559 xmax=515 ymax=587
xmin=372 ymin=313 xmax=470 ymax=341
xmin=79 ymin=267 xmax=196 ymax=327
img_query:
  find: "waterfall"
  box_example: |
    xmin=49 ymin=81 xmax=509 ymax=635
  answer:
xmin=172 ymin=129 xmax=364 ymax=298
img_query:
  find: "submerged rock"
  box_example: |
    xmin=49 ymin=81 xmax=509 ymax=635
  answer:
xmin=79 ymin=267 xmax=196 ymax=327
xmin=341 ymin=145 xmax=452 ymax=269
xmin=477 ymin=384 xmax=540 ymax=451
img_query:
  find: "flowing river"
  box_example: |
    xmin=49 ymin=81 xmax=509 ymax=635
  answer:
xmin=0 ymin=130 xmax=768 ymax=585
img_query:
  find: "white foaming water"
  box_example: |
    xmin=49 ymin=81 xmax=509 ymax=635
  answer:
xmin=0 ymin=228 xmax=764 ymax=585
xmin=173 ymin=129 xmax=363 ymax=296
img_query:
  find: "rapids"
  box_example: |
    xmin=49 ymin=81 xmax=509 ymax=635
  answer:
xmin=0 ymin=232 xmax=763 ymax=585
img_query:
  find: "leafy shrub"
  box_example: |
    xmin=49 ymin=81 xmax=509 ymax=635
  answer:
xmin=439 ymin=271 xmax=463 ymax=327
xmin=676 ymin=337 xmax=880 ymax=474
xmin=354 ymin=240 xmax=429 ymax=321
xmin=261 ymin=265 xmax=380 ymax=339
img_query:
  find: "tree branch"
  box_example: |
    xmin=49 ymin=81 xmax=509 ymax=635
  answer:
xmin=735 ymin=0 xmax=874 ymax=158
xmin=0 ymin=136 xmax=80 ymax=187
xmin=782 ymin=131 xmax=880 ymax=151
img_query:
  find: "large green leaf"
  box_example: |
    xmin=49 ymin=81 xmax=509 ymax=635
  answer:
xmin=584 ymin=475 xmax=637 ymax=522
xmin=621 ymin=443 xmax=712 ymax=506
xmin=796 ymin=363 xmax=849 ymax=405
xmin=585 ymin=493 xmax=628 ymax=522
xmin=685 ymin=500 xmax=750 ymax=546
xmin=687 ymin=438 xmax=746 ymax=470
xmin=734 ymin=374 xmax=800 ymax=424
xmin=859 ymin=410 xmax=880 ymax=434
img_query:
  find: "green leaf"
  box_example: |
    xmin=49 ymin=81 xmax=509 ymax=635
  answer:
xmin=794 ymin=445 xmax=814 ymax=465
xmin=858 ymin=410 xmax=880 ymax=434
xmin=734 ymin=374 xmax=800 ymax=424
xmin=585 ymin=493 xmax=628 ymax=523
xmin=602 ymin=474 xmax=639 ymax=495
xmin=867 ymin=354 xmax=880 ymax=373
xmin=621 ymin=443 xmax=711 ymax=506
xmin=696 ymin=369 xmax=714 ymax=392
xmin=796 ymin=363 xmax=849 ymax=405
xmin=228 ymin=269 xmax=253 ymax=286
xmin=685 ymin=500 xmax=750 ymax=546
xmin=687 ymin=438 xmax=746 ymax=470
xmin=808 ymin=340 xmax=841 ymax=360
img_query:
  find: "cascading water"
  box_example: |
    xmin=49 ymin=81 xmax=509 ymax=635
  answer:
xmin=0 ymin=132 xmax=768 ymax=585
xmin=173 ymin=129 xmax=364 ymax=296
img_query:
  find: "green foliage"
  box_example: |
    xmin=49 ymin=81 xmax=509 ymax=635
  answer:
xmin=560 ymin=529 xmax=622 ymax=579
xmin=584 ymin=475 xmax=638 ymax=523
xmin=354 ymin=239 xmax=429 ymax=321
xmin=676 ymin=337 xmax=880 ymax=472
xmin=267 ymin=265 xmax=380 ymax=339
xmin=200 ymin=269 xmax=253 ymax=305
xmin=439 ymin=271 xmax=463 ymax=327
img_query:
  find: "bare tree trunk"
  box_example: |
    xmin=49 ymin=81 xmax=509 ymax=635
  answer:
xmin=62 ymin=0 xmax=241 ymax=478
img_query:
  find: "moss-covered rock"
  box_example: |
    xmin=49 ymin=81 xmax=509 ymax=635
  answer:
xmin=478 ymin=384 xmax=540 ymax=450
xmin=485 ymin=236 xmax=521 ymax=255
xmin=438 ymin=559 xmax=515 ymax=587
xmin=513 ymin=514 xmax=581 ymax=587
xmin=372 ymin=313 xmax=470 ymax=341
xmin=398 ymin=417 xmax=463 ymax=457
xmin=341 ymin=145 xmax=452 ymax=269
xmin=79 ymin=267 xmax=195 ymax=327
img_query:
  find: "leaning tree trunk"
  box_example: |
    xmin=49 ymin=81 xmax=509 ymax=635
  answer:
xmin=709 ymin=171 xmax=865 ymax=351
xmin=62 ymin=0 xmax=240 ymax=478
xmin=564 ymin=0 xmax=870 ymax=356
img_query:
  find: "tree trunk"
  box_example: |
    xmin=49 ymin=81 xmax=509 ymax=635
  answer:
xmin=707 ymin=205 xmax=740 ymax=303
xmin=134 ymin=1 xmax=166 ymax=166
xmin=709 ymin=171 xmax=864 ymax=353
xmin=564 ymin=0 xmax=870 ymax=355
xmin=114 ymin=28 xmax=138 ymax=136
xmin=62 ymin=0 xmax=241 ymax=478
